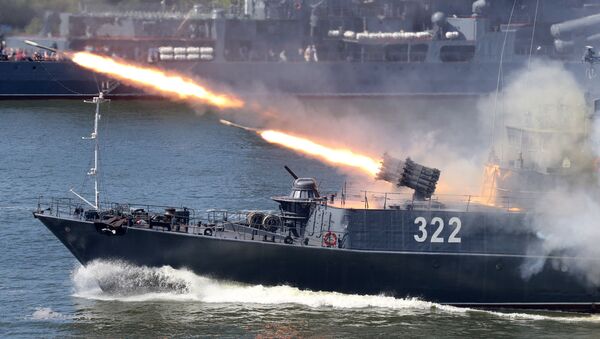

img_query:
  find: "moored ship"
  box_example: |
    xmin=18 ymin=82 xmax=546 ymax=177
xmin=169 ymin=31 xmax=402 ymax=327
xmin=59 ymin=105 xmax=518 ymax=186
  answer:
xmin=8 ymin=0 xmax=600 ymax=99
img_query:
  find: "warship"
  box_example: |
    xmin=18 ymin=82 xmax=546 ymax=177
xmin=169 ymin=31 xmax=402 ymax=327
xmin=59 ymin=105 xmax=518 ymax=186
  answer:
xmin=33 ymin=91 xmax=600 ymax=312
xmin=7 ymin=0 xmax=600 ymax=99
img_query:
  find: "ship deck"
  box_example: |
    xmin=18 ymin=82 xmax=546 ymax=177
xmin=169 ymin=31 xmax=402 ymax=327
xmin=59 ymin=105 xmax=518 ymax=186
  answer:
xmin=325 ymin=190 xmax=526 ymax=213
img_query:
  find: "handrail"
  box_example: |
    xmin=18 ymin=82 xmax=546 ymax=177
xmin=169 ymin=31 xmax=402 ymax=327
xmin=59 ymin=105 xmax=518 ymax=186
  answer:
xmin=328 ymin=189 xmax=534 ymax=212
xmin=36 ymin=186 xmax=530 ymax=225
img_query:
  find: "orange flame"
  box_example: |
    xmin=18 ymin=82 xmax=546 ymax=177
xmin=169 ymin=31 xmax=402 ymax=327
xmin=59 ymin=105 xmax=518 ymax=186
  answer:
xmin=69 ymin=52 xmax=244 ymax=109
xmin=259 ymin=130 xmax=381 ymax=176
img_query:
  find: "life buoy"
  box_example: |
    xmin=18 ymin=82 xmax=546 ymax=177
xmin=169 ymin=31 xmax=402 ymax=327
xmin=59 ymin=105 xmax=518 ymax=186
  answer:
xmin=323 ymin=231 xmax=337 ymax=247
xmin=204 ymin=228 xmax=213 ymax=236
xmin=284 ymin=236 xmax=294 ymax=244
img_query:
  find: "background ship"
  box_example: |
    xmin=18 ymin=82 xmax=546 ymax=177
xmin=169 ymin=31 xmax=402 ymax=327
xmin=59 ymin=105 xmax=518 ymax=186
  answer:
xmin=5 ymin=0 xmax=600 ymax=99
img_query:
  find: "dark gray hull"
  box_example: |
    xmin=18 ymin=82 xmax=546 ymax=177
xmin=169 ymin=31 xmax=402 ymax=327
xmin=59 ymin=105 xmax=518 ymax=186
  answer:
xmin=0 ymin=61 xmax=147 ymax=99
xmin=1 ymin=59 xmax=598 ymax=99
xmin=35 ymin=213 xmax=600 ymax=311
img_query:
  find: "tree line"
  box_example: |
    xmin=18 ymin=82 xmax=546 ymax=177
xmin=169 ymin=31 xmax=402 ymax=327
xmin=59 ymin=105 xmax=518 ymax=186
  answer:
xmin=1 ymin=0 xmax=234 ymax=34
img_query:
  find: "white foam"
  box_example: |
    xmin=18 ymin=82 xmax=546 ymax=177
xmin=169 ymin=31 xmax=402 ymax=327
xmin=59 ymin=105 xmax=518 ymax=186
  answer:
xmin=0 ymin=206 xmax=30 ymax=211
xmin=31 ymin=307 xmax=69 ymax=321
xmin=71 ymin=261 xmax=457 ymax=311
xmin=480 ymin=309 xmax=600 ymax=322
xmin=71 ymin=260 xmax=600 ymax=323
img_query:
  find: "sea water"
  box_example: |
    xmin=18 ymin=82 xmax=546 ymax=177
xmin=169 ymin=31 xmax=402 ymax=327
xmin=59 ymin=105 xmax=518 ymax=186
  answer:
xmin=1 ymin=100 xmax=600 ymax=337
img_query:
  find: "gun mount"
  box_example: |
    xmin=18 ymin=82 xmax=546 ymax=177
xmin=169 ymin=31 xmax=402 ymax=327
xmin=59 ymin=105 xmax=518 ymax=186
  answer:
xmin=376 ymin=154 xmax=441 ymax=200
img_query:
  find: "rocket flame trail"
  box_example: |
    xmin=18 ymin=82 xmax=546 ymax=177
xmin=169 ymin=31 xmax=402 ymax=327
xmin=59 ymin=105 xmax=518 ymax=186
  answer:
xmin=219 ymin=120 xmax=381 ymax=176
xmin=219 ymin=121 xmax=380 ymax=176
xmin=261 ymin=130 xmax=381 ymax=176
xmin=69 ymin=52 xmax=244 ymax=109
xmin=68 ymin=51 xmax=378 ymax=175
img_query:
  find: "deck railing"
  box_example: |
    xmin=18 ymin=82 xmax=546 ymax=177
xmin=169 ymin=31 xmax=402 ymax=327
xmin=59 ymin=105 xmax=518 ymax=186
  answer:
xmin=333 ymin=190 xmax=534 ymax=213
xmin=35 ymin=196 xmax=292 ymax=238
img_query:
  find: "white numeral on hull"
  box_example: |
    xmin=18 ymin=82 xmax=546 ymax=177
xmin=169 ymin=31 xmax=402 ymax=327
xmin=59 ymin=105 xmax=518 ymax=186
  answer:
xmin=413 ymin=217 xmax=462 ymax=243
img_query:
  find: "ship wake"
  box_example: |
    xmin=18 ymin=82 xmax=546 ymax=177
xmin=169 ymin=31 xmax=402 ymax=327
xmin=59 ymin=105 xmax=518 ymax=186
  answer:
xmin=72 ymin=260 xmax=600 ymax=323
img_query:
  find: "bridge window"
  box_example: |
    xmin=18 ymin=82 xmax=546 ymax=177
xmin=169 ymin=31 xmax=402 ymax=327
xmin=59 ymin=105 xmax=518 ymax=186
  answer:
xmin=364 ymin=45 xmax=385 ymax=61
xmin=384 ymin=44 xmax=428 ymax=62
xmin=440 ymin=45 xmax=475 ymax=62
xmin=385 ymin=44 xmax=408 ymax=62
xmin=409 ymin=44 xmax=428 ymax=62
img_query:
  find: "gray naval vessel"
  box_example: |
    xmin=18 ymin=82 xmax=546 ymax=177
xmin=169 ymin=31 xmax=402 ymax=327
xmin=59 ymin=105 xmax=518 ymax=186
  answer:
xmin=33 ymin=92 xmax=600 ymax=312
xmin=8 ymin=0 xmax=600 ymax=99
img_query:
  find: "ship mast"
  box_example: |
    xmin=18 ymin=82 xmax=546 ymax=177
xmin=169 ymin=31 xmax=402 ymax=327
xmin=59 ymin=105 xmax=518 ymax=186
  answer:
xmin=70 ymin=92 xmax=109 ymax=210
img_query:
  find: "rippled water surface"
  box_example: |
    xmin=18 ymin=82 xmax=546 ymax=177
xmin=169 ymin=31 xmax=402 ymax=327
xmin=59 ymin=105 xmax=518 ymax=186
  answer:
xmin=1 ymin=100 xmax=600 ymax=338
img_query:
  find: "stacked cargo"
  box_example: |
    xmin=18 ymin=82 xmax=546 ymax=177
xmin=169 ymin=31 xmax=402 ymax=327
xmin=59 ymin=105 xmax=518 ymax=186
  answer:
xmin=328 ymin=30 xmax=434 ymax=42
xmin=158 ymin=46 xmax=214 ymax=61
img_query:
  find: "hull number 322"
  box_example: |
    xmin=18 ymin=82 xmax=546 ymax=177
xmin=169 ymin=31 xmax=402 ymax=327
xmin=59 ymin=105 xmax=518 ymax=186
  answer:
xmin=414 ymin=217 xmax=461 ymax=243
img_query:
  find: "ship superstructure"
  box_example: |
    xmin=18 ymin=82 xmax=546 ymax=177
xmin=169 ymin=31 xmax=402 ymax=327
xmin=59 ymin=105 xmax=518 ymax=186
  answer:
xmin=7 ymin=1 xmax=600 ymax=98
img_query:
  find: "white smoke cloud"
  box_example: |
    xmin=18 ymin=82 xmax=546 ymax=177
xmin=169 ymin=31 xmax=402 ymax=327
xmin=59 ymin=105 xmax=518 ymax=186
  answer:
xmin=491 ymin=60 xmax=587 ymax=170
xmin=521 ymin=189 xmax=600 ymax=285
xmin=487 ymin=61 xmax=600 ymax=285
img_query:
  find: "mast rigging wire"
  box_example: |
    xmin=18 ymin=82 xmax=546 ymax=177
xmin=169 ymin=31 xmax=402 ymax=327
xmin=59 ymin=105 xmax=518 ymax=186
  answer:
xmin=489 ymin=0 xmax=518 ymax=157
xmin=527 ymin=0 xmax=541 ymax=71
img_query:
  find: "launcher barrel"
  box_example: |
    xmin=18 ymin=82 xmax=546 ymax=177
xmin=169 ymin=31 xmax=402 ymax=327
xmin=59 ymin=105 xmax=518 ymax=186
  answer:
xmin=376 ymin=154 xmax=441 ymax=200
xmin=24 ymin=40 xmax=58 ymax=53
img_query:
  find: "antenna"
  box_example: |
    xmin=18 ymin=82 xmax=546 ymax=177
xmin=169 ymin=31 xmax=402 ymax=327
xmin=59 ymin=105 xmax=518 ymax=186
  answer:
xmin=71 ymin=92 xmax=110 ymax=210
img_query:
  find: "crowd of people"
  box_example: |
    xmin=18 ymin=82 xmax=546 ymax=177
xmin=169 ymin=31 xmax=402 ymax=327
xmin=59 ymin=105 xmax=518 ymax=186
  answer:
xmin=0 ymin=39 xmax=318 ymax=63
xmin=0 ymin=41 xmax=62 ymax=62
xmin=225 ymin=44 xmax=319 ymax=62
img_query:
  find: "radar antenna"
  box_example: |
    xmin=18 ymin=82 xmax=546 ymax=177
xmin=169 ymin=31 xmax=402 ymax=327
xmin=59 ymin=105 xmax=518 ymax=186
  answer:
xmin=70 ymin=92 xmax=110 ymax=210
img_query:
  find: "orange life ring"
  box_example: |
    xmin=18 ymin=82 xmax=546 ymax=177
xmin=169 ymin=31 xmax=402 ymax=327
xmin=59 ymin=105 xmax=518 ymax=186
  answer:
xmin=323 ymin=231 xmax=337 ymax=247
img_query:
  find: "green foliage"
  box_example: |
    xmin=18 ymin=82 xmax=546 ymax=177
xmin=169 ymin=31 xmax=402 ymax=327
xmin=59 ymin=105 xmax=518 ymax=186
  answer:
xmin=0 ymin=1 xmax=37 ymax=29
xmin=0 ymin=0 xmax=235 ymax=33
xmin=0 ymin=0 xmax=78 ymax=32
xmin=24 ymin=17 xmax=43 ymax=35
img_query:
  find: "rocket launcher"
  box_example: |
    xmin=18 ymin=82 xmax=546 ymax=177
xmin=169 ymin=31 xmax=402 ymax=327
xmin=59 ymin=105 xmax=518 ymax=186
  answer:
xmin=24 ymin=40 xmax=59 ymax=53
xmin=376 ymin=153 xmax=441 ymax=200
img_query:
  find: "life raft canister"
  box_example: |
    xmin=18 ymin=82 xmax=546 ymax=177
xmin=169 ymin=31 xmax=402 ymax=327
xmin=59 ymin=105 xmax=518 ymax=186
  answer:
xmin=323 ymin=231 xmax=337 ymax=247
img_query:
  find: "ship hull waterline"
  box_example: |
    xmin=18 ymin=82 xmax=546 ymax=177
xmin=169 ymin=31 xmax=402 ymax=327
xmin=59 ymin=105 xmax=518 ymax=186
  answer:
xmin=2 ymin=59 xmax=599 ymax=99
xmin=35 ymin=213 xmax=600 ymax=312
